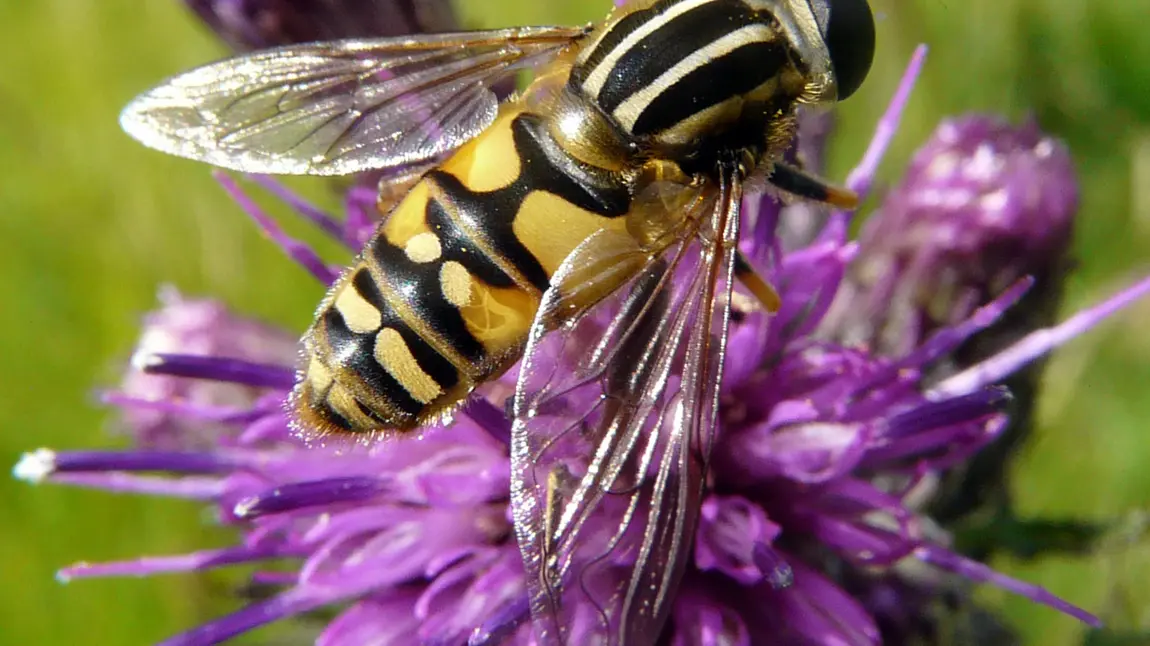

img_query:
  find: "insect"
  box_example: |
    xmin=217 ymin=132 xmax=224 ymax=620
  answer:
xmin=121 ymin=0 xmax=875 ymax=642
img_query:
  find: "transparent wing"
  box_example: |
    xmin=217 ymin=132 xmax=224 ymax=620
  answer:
xmin=120 ymin=26 xmax=586 ymax=175
xmin=510 ymin=172 xmax=745 ymax=645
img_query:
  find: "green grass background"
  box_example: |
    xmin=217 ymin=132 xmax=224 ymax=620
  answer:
xmin=1 ymin=0 xmax=1148 ymax=644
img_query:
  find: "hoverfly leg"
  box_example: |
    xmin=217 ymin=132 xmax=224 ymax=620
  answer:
xmin=603 ymin=257 xmax=670 ymax=406
xmin=768 ymin=161 xmax=859 ymax=210
xmin=734 ymin=252 xmax=781 ymax=313
xmin=542 ymin=463 xmax=579 ymax=578
xmin=597 ymin=260 xmax=672 ymax=496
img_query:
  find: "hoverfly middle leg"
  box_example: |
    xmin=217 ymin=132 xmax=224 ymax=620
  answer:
xmin=733 ymin=251 xmax=782 ymax=313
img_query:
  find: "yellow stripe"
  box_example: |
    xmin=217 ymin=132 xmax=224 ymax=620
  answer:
xmin=440 ymin=261 xmax=474 ymax=308
xmin=373 ymin=328 xmax=444 ymax=404
xmin=404 ymin=232 xmax=442 ymax=263
xmin=612 ymin=23 xmax=774 ymax=131
xmin=581 ymin=0 xmax=715 ymax=98
xmin=333 ymin=279 xmax=382 ymax=334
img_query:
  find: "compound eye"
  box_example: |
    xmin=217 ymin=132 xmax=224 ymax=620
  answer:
xmin=818 ymin=0 xmax=876 ymax=100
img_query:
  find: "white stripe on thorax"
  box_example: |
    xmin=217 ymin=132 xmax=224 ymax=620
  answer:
xmin=612 ymin=23 xmax=774 ymax=131
xmin=581 ymin=0 xmax=718 ymax=99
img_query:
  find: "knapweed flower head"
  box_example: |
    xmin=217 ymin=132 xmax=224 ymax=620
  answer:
xmin=15 ymin=47 xmax=1150 ymax=646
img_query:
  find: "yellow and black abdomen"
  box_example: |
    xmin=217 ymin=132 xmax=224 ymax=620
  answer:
xmin=294 ymin=107 xmax=633 ymax=436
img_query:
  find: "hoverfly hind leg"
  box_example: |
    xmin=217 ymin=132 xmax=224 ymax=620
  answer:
xmin=769 ymin=161 xmax=859 ymax=210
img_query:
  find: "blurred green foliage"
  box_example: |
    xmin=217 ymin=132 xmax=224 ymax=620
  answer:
xmin=1 ymin=1 xmax=1147 ymax=644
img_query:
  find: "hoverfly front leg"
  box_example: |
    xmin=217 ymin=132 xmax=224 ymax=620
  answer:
xmin=768 ymin=161 xmax=859 ymax=210
xmin=729 ymin=160 xmax=857 ymax=313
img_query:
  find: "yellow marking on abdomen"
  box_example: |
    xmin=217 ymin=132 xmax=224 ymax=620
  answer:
xmin=458 ymin=282 xmax=540 ymax=361
xmin=440 ymin=261 xmax=474 ymax=308
xmin=333 ymin=279 xmax=382 ymax=334
xmin=404 ymin=232 xmax=442 ymax=263
xmin=374 ymin=328 xmax=444 ymax=404
xmin=512 ymin=190 xmax=629 ymax=277
xmin=305 ymin=355 xmax=334 ymax=394
xmin=380 ymin=180 xmax=434 ymax=248
xmin=440 ymin=109 xmax=521 ymax=192
xmin=326 ymin=381 xmax=374 ymax=429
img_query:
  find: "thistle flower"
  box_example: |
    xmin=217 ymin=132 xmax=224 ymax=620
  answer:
xmin=15 ymin=47 xmax=1150 ymax=646
xmin=185 ymin=0 xmax=458 ymax=51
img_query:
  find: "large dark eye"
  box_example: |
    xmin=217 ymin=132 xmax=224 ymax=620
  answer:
xmin=812 ymin=0 xmax=875 ymax=100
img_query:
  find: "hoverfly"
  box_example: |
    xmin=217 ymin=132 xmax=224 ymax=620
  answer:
xmin=121 ymin=0 xmax=875 ymax=642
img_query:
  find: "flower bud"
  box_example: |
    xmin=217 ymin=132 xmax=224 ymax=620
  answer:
xmin=823 ymin=115 xmax=1077 ymax=358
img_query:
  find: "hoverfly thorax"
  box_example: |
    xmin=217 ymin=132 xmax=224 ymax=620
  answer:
xmin=557 ymin=0 xmax=874 ymax=177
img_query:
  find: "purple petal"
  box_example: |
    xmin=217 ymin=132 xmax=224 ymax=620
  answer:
xmin=845 ymin=45 xmax=929 ymax=198
xmin=102 ymin=391 xmax=259 ymax=424
xmin=15 ymin=448 xmax=232 ymax=479
xmin=463 ymin=397 xmax=512 ymax=446
xmin=916 ymin=544 xmax=1101 ymax=626
xmin=144 ymin=353 xmax=295 ymax=390
xmin=670 ymin=585 xmax=752 ymax=646
xmin=319 ymin=592 xmax=422 ymax=646
xmin=185 ymin=0 xmax=459 ymax=51
xmin=821 ymin=45 xmax=929 ymax=242
xmin=59 ymin=543 xmax=293 ymax=581
xmin=695 ymin=496 xmax=782 ymax=584
xmin=233 ymin=477 xmax=389 ymax=518
xmin=469 ymin=594 xmax=530 ymax=646
xmin=886 ymin=386 xmax=1011 ymax=438
xmin=214 ymin=171 xmax=339 ymax=285
xmin=157 ymin=586 xmax=357 ymax=646
xmin=846 ymin=277 xmax=1033 ymax=399
xmin=343 ymin=184 xmax=380 ymax=247
xmin=744 ymin=557 xmax=881 ymax=646
xmin=931 ymin=273 xmax=1150 ymax=398
xmin=752 ymin=543 xmax=794 ymax=589
xmin=248 ymin=174 xmax=347 ymax=242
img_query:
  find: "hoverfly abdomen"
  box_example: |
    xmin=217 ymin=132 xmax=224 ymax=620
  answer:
xmin=296 ymin=262 xmax=474 ymax=434
xmin=298 ymin=108 xmax=634 ymax=435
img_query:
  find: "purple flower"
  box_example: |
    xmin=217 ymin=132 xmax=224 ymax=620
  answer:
xmin=14 ymin=46 xmax=1150 ymax=646
xmin=185 ymin=0 xmax=459 ymax=51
